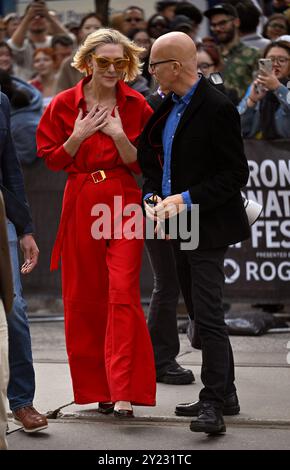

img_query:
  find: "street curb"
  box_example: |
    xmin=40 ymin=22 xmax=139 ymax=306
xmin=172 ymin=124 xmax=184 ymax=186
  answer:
xmin=58 ymin=411 xmax=290 ymax=427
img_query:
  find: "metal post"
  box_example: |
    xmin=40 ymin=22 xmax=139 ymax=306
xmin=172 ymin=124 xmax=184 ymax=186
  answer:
xmin=94 ymin=0 xmax=110 ymax=26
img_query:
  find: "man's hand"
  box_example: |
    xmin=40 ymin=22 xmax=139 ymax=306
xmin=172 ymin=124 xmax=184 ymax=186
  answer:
xmin=25 ymin=1 xmax=71 ymax=36
xmin=145 ymin=194 xmax=185 ymax=240
xmin=154 ymin=194 xmax=186 ymax=219
xmin=39 ymin=2 xmax=58 ymax=22
xmin=25 ymin=1 xmax=47 ymax=22
xmin=19 ymin=235 xmax=39 ymax=274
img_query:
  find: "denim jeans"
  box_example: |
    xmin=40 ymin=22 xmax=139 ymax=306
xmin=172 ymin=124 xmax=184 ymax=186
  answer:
xmin=6 ymin=221 xmax=35 ymax=412
xmin=0 ymin=300 xmax=9 ymax=450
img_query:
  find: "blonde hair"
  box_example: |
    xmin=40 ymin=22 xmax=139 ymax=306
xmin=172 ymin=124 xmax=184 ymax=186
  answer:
xmin=71 ymin=27 xmax=144 ymax=82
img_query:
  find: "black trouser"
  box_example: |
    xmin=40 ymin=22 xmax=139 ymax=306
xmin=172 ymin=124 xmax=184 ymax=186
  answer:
xmin=175 ymin=244 xmax=236 ymax=407
xmin=146 ymin=236 xmax=236 ymax=403
xmin=145 ymin=238 xmax=180 ymax=376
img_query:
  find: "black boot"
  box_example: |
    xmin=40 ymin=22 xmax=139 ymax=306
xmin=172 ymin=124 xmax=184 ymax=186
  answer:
xmin=175 ymin=391 xmax=240 ymax=416
xmin=190 ymin=402 xmax=226 ymax=434
xmin=157 ymin=363 xmax=195 ymax=385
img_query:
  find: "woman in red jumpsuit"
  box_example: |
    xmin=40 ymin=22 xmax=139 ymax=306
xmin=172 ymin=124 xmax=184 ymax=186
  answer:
xmin=36 ymin=28 xmax=156 ymax=417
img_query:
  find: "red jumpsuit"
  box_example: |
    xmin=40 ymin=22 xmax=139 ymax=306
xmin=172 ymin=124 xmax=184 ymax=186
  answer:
xmin=36 ymin=77 xmax=156 ymax=406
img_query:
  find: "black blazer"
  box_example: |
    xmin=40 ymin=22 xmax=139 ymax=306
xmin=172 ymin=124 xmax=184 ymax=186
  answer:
xmin=138 ymin=76 xmax=250 ymax=249
xmin=0 ymin=92 xmax=33 ymax=236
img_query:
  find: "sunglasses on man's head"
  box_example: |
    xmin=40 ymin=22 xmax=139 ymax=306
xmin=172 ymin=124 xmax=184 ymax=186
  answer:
xmin=91 ymin=54 xmax=130 ymax=72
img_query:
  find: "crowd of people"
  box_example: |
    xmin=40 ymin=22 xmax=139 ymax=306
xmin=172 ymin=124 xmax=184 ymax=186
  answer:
xmin=0 ymin=1 xmax=289 ymax=129
xmin=0 ymin=0 xmax=290 ymax=451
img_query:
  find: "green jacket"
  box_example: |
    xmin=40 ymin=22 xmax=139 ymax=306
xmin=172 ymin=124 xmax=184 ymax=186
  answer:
xmin=222 ymin=41 xmax=260 ymax=101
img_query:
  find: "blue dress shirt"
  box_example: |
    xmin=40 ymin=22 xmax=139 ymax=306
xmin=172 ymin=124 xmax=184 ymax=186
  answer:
xmin=162 ymin=79 xmax=200 ymax=209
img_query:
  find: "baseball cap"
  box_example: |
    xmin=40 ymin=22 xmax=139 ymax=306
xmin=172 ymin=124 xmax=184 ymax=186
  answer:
xmin=277 ymin=35 xmax=290 ymax=43
xmin=156 ymin=1 xmax=178 ymax=11
xmin=170 ymin=15 xmax=194 ymax=32
xmin=3 ymin=12 xmax=20 ymax=24
xmin=204 ymin=3 xmax=238 ymax=20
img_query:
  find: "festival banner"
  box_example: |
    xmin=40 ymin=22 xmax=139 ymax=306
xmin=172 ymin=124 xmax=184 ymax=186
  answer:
xmin=224 ymin=140 xmax=290 ymax=301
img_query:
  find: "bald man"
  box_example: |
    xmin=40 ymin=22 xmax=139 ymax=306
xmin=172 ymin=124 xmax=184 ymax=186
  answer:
xmin=138 ymin=32 xmax=250 ymax=435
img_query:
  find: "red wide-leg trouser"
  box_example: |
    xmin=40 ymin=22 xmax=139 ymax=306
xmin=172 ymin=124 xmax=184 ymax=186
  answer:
xmin=61 ymin=176 xmax=156 ymax=406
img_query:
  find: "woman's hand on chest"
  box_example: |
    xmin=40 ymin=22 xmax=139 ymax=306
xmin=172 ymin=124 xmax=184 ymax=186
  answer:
xmin=101 ymin=105 xmax=124 ymax=141
xmin=72 ymin=105 xmax=108 ymax=143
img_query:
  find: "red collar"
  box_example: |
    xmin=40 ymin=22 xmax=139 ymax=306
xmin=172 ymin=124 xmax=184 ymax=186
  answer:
xmin=74 ymin=75 xmax=139 ymax=109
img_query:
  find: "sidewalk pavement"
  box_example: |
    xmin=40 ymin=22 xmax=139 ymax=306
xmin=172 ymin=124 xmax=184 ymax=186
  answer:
xmin=6 ymin=320 xmax=290 ymax=450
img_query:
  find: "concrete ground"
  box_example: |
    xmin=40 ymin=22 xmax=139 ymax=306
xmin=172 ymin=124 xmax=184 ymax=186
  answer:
xmin=8 ymin=421 xmax=290 ymax=451
xmin=6 ymin=315 xmax=290 ymax=451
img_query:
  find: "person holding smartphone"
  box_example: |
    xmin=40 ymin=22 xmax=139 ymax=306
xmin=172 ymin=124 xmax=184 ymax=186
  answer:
xmin=7 ymin=0 xmax=71 ymax=81
xmin=238 ymin=40 xmax=290 ymax=139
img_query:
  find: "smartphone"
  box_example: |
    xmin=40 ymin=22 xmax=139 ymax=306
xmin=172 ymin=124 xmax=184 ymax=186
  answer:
xmin=144 ymin=193 xmax=158 ymax=207
xmin=258 ymin=58 xmax=272 ymax=75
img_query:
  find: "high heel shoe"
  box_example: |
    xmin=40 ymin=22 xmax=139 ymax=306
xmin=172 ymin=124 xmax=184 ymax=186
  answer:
xmin=113 ymin=401 xmax=134 ymax=418
xmin=113 ymin=409 xmax=134 ymax=418
xmin=97 ymin=402 xmax=114 ymax=415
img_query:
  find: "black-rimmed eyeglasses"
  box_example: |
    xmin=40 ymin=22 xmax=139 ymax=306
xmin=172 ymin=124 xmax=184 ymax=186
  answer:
xmin=148 ymin=59 xmax=181 ymax=73
xmin=267 ymin=55 xmax=290 ymax=66
xmin=210 ymin=18 xmax=234 ymax=31
xmin=198 ymin=62 xmax=215 ymax=72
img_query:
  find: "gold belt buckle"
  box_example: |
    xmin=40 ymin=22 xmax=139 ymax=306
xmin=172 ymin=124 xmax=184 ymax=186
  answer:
xmin=91 ymin=170 xmax=106 ymax=184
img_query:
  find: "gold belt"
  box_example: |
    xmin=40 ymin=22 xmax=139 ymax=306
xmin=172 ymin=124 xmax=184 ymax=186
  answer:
xmin=90 ymin=170 xmax=106 ymax=184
